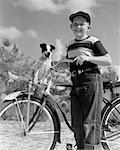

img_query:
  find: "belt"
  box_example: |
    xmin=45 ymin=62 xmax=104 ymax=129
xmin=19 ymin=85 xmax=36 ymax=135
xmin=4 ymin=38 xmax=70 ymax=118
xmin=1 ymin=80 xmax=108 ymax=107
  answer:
xmin=71 ymin=67 xmax=98 ymax=77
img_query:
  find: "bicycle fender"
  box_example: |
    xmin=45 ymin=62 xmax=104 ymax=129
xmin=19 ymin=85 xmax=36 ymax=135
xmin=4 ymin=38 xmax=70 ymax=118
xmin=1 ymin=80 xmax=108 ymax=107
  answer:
xmin=31 ymin=94 xmax=61 ymax=143
xmin=46 ymin=100 xmax=61 ymax=143
xmin=47 ymin=94 xmax=73 ymax=132
xmin=9 ymin=93 xmax=61 ymax=143
xmin=1 ymin=91 xmax=23 ymax=101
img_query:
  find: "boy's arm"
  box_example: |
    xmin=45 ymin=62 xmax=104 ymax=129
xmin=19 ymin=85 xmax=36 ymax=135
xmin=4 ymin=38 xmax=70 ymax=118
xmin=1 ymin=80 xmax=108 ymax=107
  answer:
xmin=74 ymin=53 xmax=112 ymax=66
xmin=90 ymin=40 xmax=112 ymax=66
xmin=87 ymin=53 xmax=112 ymax=66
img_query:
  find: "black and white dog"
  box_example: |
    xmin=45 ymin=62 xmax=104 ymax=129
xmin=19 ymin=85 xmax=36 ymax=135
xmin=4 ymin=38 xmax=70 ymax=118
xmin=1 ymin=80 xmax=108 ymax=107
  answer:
xmin=40 ymin=43 xmax=55 ymax=72
xmin=33 ymin=43 xmax=55 ymax=94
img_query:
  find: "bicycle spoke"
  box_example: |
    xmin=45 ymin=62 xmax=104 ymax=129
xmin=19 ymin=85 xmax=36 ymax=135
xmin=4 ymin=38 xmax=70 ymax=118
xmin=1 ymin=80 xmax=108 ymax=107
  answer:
xmin=14 ymin=103 xmax=27 ymax=134
xmin=102 ymin=98 xmax=120 ymax=150
xmin=0 ymin=98 xmax=57 ymax=150
xmin=101 ymin=139 xmax=120 ymax=144
xmin=29 ymin=130 xmax=59 ymax=134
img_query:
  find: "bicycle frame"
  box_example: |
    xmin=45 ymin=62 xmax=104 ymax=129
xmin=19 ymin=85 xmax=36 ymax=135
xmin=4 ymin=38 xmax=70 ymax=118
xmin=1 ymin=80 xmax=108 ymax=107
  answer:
xmin=2 ymin=71 xmax=117 ymax=138
xmin=2 ymin=61 xmax=120 ymax=149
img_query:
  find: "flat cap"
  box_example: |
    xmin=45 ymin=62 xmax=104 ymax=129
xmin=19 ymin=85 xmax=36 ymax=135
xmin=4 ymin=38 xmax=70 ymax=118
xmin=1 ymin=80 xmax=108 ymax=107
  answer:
xmin=69 ymin=11 xmax=91 ymax=24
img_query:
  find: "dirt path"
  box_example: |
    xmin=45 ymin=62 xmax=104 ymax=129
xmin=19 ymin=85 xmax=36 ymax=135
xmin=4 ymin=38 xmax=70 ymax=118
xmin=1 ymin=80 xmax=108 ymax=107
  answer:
xmin=0 ymin=121 xmax=120 ymax=150
xmin=55 ymin=122 xmax=120 ymax=150
xmin=54 ymin=121 xmax=76 ymax=150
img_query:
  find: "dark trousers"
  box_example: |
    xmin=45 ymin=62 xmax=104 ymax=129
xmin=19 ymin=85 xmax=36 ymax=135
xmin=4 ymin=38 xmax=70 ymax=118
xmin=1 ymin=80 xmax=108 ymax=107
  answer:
xmin=70 ymin=73 xmax=103 ymax=149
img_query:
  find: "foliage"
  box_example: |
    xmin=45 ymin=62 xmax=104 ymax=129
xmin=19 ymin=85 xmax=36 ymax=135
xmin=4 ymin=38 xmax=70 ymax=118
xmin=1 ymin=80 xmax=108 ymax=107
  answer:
xmin=101 ymin=66 xmax=118 ymax=83
xmin=0 ymin=38 xmax=34 ymax=95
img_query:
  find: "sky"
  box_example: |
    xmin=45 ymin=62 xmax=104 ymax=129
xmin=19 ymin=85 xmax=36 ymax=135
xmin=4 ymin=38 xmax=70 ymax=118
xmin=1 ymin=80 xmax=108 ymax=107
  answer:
xmin=0 ymin=0 xmax=120 ymax=65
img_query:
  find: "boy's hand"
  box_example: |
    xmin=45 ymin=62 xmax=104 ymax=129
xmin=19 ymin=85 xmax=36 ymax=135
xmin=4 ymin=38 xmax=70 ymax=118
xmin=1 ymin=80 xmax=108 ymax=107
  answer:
xmin=74 ymin=55 xmax=90 ymax=65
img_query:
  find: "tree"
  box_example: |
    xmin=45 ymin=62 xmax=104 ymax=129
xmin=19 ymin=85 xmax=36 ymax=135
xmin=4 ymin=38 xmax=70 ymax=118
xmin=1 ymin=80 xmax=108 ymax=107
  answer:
xmin=101 ymin=66 xmax=118 ymax=83
xmin=0 ymin=38 xmax=34 ymax=96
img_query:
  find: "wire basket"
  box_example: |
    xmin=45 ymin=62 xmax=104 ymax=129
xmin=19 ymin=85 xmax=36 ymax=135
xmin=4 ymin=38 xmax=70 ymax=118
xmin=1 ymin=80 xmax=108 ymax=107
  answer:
xmin=32 ymin=59 xmax=72 ymax=85
xmin=8 ymin=59 xmax=72 ymax=95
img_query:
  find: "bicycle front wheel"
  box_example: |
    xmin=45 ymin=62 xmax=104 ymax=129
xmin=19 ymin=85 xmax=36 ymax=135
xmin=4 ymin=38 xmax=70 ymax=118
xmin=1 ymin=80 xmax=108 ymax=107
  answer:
xmin=101 ymin=97 xmax=120 ymax=150
xmin=0 ymin=96 xmax=57 ymax=150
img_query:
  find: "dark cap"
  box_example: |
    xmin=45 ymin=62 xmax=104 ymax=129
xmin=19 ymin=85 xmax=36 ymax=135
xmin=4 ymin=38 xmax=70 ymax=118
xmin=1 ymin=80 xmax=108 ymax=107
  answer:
xmin=69 ymin=11 xmax=91 ymax=24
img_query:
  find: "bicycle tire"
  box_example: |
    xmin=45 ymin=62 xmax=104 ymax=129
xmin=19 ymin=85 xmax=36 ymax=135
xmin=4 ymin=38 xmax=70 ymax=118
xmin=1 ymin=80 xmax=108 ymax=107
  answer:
xmin=0 ymin=95 xmax=58 ymax=150
xmin=101 ymin=97 xmax=120 ymax=150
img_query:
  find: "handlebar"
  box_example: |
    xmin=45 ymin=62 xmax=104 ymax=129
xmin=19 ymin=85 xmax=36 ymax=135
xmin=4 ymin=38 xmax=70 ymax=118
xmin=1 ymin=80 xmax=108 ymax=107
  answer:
xmin=53 ymin=58 xmax=73 ymax=68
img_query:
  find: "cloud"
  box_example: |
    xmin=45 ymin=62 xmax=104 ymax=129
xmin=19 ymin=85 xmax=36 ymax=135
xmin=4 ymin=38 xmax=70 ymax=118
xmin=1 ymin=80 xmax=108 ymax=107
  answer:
xmin=12 ymin=0 xmax=97 ymax=14
xmin=0 ymin=26 xmax=22 ymax=40
xmin=25 ymin=29 xmax=38 ymax=39
xmin=66 ymin=0 xmax=97 ymax=13
xmin=12 ymin=0 xmax=64 ymax=12
xmin=0 ymin=26 xmax=39 ymax=41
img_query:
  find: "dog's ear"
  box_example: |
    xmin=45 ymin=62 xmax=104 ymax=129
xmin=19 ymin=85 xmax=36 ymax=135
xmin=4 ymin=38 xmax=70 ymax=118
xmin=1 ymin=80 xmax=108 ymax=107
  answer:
xmin=50 ymin=45 xmax=55 ymax=51
xmin=40 ymin=43 xmax=46 ymax=48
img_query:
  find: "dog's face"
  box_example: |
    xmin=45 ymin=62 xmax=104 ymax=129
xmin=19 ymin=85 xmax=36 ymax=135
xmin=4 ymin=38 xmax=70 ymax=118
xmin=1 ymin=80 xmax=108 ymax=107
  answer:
xmin=40 ymin=43 xmax=55 ymax=58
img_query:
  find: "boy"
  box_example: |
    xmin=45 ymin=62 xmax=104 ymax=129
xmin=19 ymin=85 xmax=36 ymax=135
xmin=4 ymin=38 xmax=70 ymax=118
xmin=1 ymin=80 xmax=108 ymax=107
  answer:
xmin=66 ymin=11 xmax=112 ymax=150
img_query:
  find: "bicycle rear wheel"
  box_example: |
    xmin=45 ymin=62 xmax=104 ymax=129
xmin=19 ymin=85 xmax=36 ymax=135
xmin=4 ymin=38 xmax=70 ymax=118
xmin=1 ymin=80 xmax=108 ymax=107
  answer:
xmin=0 ymin=96 xmax=57 ymax=150
xmin=101 ymin=97 xmax=120 ymax=150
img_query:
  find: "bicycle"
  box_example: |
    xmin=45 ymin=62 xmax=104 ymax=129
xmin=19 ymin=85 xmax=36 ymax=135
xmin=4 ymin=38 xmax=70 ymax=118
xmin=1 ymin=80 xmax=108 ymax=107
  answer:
xmin=101 ymin=81 xmax=120 ymax=150
xmin=0 ymin=60 xmax=120 ymax=150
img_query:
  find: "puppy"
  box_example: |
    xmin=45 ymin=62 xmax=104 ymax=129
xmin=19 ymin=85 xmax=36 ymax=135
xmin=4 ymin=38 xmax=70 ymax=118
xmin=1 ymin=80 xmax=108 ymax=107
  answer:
xmin=40 ymin=43 xmax=55 ymax=73
xmin=33 ymin=43 xmax=55 ymax=94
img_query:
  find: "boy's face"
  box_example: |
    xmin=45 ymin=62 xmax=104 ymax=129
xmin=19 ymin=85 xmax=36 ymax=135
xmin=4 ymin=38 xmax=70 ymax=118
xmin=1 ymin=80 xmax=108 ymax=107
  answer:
xmin=71 ymin=16 xmax=90 ymax=39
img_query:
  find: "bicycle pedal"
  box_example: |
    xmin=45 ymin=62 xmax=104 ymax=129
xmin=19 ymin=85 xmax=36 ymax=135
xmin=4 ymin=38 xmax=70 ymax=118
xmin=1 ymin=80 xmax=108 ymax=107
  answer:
xmin=66 ymin=143 xmax=73 ymax=150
